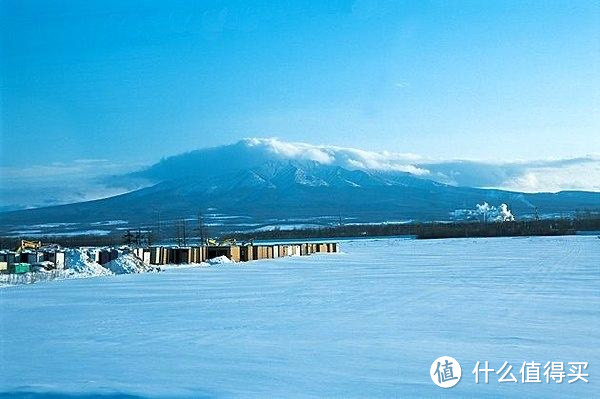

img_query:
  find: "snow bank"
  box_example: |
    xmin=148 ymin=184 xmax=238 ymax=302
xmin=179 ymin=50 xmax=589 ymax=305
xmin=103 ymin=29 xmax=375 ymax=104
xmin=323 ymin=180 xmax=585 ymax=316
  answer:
xmin=2 ymin=249 xmax=159 ymax=286
xmin=65 ymin=249 xmax=112 ymax=277
xmin=105 ymin=253 xmax=155 ymax=274
xmin=66 ymin=249 xmax=155 ymax=277
xmin=206 ymin=255 xmax=234 ymax=265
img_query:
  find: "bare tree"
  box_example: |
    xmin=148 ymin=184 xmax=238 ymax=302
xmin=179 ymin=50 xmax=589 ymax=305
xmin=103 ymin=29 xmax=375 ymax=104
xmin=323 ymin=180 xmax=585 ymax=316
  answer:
xmin=123 ymin=230 xmax=134 ymax=245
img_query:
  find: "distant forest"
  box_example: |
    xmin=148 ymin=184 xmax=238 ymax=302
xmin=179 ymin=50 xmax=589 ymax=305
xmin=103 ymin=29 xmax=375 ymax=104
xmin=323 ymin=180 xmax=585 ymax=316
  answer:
xmin=1 ymin=214 xmax=599 ymax=249
xmin=229 ymin=216 xmax=600 ymax=241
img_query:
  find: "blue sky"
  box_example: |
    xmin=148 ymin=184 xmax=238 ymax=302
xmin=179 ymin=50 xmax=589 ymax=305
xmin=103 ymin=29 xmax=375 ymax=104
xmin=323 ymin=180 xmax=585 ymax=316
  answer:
xmin=2 ymin=0 xmax=599 ymax=166
xmin=1 ymin=0 xmax=599 ymax=207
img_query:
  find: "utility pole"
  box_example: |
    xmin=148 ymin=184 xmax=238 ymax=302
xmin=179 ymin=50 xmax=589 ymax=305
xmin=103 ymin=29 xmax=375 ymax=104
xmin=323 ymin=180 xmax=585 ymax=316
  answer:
xmin=156 ymin=210 xmax=161 ymax=244
xmin=182 ymin=219 xmax=187 ymax=247
xmin=175 ymin=220 xmax=182 ymax=246
xmin=196 ymin=211 xmax=205 ymax=245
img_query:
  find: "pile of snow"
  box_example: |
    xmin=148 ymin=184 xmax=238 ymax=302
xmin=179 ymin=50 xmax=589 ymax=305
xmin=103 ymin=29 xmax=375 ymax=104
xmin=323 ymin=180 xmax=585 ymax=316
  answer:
xmin=105 ymin=253 xmax=155 ymax=274
xmin=65 ymin=249 xmax=112 ymax=277
xmin=206 ymin=256 xmax=234 ymax=265
xmin=2 ymin=249 xmax=158 ymax=286
xmin=66 ymin=249 xmax=155 ymax=276
xmin=32 ymin=261 xmax=55 ymax=271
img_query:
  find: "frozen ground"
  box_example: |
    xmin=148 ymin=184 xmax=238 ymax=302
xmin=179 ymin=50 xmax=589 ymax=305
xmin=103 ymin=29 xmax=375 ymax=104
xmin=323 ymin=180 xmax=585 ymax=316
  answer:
xmin=0 ymin=236 xmax=598 ymax=398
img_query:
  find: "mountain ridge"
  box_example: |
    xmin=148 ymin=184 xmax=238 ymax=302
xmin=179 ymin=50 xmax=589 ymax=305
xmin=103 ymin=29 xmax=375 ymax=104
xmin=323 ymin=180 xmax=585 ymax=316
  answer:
xmin=1 ymin=140 xmax=599 ymax=236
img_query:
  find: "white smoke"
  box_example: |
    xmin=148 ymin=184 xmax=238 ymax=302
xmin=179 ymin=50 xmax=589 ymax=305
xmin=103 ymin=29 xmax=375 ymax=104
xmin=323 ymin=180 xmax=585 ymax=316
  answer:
xmin=476 ymin=202 xmax=491 ymax=214
xmin=474 ymin=202 xmax=515 ymax=222
xmin=498 ymin=203 xmax=515 ymax=222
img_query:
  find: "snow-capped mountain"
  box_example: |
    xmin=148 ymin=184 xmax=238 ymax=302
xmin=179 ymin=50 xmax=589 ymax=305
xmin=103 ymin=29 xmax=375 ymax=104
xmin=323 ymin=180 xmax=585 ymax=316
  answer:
xmin=126 ymin=138 xmax=600 ymax=192
xmin=1 ymin=139 xmax=599 ymax=236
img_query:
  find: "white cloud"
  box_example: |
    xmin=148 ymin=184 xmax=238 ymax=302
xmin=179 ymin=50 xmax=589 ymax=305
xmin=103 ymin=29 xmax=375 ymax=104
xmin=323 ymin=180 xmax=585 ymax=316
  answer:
xmin=0 ymin=159 xmax=136 ymax=180
xmin=420 ymin=157 xmax=600 ymax=193
xmin=500 ymin=162 xmax=600 ymax=193
xmin=2 ymin=138 xmax=598 ymax=211
xmin=0 ymin=159 xmax=149 ymax=211
xmin=243 ymin=137 xmax=429 ymax=175
xmin=241 ymin=138 xmax=600 ymax=192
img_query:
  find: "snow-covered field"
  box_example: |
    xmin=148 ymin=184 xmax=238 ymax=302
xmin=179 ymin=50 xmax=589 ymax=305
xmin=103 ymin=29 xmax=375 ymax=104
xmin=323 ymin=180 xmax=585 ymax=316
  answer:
xmin=0 ymin=236 xmax=598 ymax=398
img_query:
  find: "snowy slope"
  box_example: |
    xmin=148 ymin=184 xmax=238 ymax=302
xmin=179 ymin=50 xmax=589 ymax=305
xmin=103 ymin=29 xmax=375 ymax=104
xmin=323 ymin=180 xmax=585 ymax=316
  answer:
xmin=0 ymin=236 xmax=598 ymax=398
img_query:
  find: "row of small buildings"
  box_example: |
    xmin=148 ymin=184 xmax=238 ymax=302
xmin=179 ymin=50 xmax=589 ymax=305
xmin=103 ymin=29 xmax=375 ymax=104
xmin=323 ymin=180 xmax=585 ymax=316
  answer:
xmin=119 ymin=242 xmax=339 ymax=265
xmin=0 ymin=242 xmax=339 ymax=274
xmin=0 ymin=249 xmax=66 ymax=274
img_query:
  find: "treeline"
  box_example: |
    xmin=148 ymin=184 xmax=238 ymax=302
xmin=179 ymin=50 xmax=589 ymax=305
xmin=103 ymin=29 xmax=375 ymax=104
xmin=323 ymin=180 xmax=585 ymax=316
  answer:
xmin=229 ymin=217 xmax=600 ymax=241
xmin=1 ymin=217 xmax=599 ymax=249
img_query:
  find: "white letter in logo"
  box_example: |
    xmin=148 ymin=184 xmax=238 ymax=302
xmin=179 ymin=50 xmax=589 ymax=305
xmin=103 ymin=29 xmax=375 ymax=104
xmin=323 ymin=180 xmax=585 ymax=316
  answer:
xmin=430 ymin=356 xmax=462 ymax=388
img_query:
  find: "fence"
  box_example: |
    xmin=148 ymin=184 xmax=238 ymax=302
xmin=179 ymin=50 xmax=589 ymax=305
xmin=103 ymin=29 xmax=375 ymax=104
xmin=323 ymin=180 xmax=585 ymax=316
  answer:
xmin=0 ymin=269 xmax=64 ymax=286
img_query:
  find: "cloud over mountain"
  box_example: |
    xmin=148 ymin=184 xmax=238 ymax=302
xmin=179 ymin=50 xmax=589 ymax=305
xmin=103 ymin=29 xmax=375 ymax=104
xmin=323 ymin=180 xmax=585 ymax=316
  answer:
xmin=243 ymin=138 xmax=428 ymax=175
xmin=219 ymin=138 xmax=600 ymax=193
xmin=2 ymin=137 xmax=598 ymax=211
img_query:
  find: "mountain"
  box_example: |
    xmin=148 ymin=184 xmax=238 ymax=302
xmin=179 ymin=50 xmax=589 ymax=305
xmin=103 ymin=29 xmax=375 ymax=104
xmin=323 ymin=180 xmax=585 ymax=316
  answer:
xmin=1 ymin=139 xmax=599 ymax=236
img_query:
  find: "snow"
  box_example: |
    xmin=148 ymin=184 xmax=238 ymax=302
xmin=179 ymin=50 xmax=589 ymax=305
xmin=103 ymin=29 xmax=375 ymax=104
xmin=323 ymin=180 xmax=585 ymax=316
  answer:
xmin=159 ymin=263 xmax=206 ymax=271
xmin=45 ymin=229 xmax=113 ymax=237
xmin=104 ymin=254 xmax=155 ymax=274
xmin=0 ymin=249 xmax=111 ymax=286
xmin=8 ymin=229 xmax=113 ymax=237
xmin=64 ymin=248 xmax=112 ymax=277
xmin=206 ymin=255 xmax=234 ymax=265
xmin=7 ymin=229 xmax=43 ymax=235
xmin=90 ymin=220 xmax=129 ymax=226
xmin=0 ymin=249 xmax=241 ymax=287
xmin=253 ymin=223 xmax=323 ymax=232
xmin=64 ymin=250 xmax=158 ymax=276
xmin=29 ymin=222 xmax=78 ymax=228
xmin=0 ymin=236 xmax=598 ymax=398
